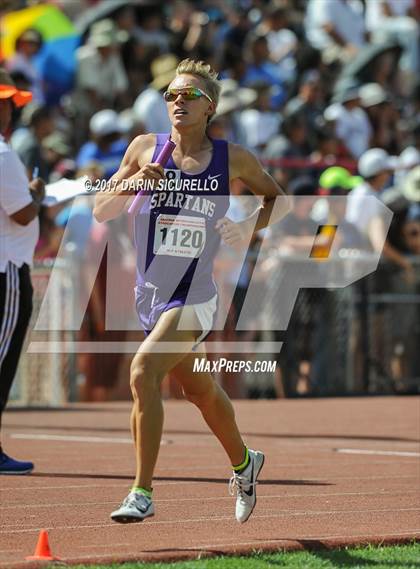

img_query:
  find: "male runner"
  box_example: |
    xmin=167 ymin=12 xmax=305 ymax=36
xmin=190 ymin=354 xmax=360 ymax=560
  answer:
xmin=94 ymin=59 xmax=289 ymax=523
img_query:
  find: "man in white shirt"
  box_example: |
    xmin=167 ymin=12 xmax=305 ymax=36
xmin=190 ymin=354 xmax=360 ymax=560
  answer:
xmin=0 ymin=69 xmax=45 ymax=474
xmin=346 ymin=147 xmax=414 ymax=277
xmin=72 ymin=19 xmax=129 ymax=146
xmin=324 ymin=86 xmax=372 ymax=158
xmin=365 ymin=0 xmax=418 ymax=74
xmin=305 ymin=0 xmax=367 ymax=63
xmin=75 ymin=19 xmax=129 ymax=111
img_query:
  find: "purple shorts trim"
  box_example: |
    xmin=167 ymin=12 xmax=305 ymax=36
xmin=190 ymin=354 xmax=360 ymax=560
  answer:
xmin=135 ymin=282 xmax=183 ymax=334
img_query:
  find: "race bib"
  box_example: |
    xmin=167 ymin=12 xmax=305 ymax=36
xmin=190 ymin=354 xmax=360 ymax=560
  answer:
xmin=164 ymin=169 xmax=181 ymax=181
xmin=153 ymin=214 xmax=206 ymax=258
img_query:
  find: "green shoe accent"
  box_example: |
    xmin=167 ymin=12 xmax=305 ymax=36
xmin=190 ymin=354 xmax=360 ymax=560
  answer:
xmin=131 ymin=486 xmax=153 ymax=498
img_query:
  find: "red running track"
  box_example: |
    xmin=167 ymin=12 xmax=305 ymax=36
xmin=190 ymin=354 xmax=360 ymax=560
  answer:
xmin=0 ymin=397 xmax=419 ymax=567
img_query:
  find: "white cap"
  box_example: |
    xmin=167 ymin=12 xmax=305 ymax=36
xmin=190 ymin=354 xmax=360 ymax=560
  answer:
xmin=358 ymin=83 xmax=388 ymax=107
xmin=323 ymin=103 xmax=342 ymax=122
xmin=399 ymin=146 xmax=420 ymax=169
xmin=403 ymin=165 xmax=420 ymax=202
xmin=358 ymin=148 xmax=397 ymax=178
xmin=90 ymin=109 xmax=123 ymax=137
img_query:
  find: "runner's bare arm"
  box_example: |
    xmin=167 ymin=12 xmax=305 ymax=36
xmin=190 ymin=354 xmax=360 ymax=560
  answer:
xmin=93 ymin=134 xmax=163 ymax=223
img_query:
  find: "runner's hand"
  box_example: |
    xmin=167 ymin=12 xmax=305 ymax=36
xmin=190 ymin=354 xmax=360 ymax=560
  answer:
xmin=215 ymin=217 xmax=250 ymax=248
xmin=132 ymin=163 xmax=166 ymax=186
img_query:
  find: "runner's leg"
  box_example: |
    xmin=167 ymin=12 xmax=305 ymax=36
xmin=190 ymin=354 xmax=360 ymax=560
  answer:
xmin=172 ymin=348 xmax=246 ymax=466
xmin=130 ymin=305 xmax=200 ymax=490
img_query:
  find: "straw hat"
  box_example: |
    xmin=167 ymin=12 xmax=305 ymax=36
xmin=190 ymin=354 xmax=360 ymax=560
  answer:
xmin=0 ymin=68 xmax=32 ymax=107
xmin=150 ymin=54 xmax=179 ymax=91
xmin=89 ymin=19 xmax=128 ymax=48
xmin=216 ymin=79 xmax=257 ymax=116
xmin=43 ymin=132 xmax=72 ymax=157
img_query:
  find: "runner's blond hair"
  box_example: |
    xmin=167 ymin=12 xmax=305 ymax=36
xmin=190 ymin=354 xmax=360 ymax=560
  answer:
xmin=175 ymin=59 xmax=221 ymax=108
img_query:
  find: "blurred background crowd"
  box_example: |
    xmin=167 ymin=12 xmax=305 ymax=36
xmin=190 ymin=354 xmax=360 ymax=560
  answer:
xmin=1 ymin=0 xmax=420 ymax=403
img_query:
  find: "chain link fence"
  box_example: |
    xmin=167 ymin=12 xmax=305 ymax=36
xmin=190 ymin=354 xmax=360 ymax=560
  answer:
xmin=9 ymin=254 xmax=420 ymax=405
xmin=245 ymin=254 xmax=420 ymax=397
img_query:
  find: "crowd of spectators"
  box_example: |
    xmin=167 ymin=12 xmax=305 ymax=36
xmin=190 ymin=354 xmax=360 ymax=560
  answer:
xmin=1 ymin=0 xmax=419 ymax=399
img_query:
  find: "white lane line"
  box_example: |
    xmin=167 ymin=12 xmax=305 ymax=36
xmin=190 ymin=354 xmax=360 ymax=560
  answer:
xmin=1 ymin=508 xmax=419 ymax=534
xmin=8 ymin=432 xmax=419 ymax=458
xmin=0 ymin=474 xmax=418 ymax=492
xmin=336 ymin=448 xmax=420 ymax=458
xmin=10 ymin=434 xmax=170 ymax=445
xmin=1 ymin=489 xmax=419 ymax=510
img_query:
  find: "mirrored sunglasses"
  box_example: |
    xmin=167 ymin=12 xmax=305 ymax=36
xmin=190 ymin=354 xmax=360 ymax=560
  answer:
xmin=163 ymin=87 xmax=212 ymax=103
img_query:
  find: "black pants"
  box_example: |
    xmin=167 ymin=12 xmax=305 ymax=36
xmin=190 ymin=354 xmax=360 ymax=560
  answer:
xmin=0 ymin=262 xmax=33 ymax=429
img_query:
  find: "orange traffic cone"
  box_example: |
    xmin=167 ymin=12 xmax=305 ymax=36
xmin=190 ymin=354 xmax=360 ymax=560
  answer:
xmin=25 ymin=529 xmax=60 ymax=561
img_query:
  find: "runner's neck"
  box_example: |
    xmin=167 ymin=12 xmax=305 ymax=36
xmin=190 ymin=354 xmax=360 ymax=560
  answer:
xmin=170 ymin=127 xmax=211 ymax=156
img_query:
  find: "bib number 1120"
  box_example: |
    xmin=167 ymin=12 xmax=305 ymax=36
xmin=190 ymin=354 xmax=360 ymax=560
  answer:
xmin=160 ymin=227 xmax=204 ymax=249
xmin=154 ymin=214 xmax=206 ymax=258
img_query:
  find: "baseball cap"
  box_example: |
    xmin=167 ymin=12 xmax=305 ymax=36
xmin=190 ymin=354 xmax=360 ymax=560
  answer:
xmin=319 ymin=166 xmax=362 ymax=191
xmin=358 ymin=83 xmax=388 ymax=107
xmin=358 ymin=148 xmax=397 ymax=178
xmin=399 ymin=146 xmax=420 ymax=170
xmin=0 ymin=67 xmax=32 ymax=107
xmin=90 ymin=109 xmax=123 ymax=137
xmin=403 ymin=166 xmax=420 ymax=202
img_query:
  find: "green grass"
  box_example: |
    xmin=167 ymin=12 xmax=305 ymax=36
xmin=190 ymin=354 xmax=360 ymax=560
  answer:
xmin=52 ymin=542 xmax=420 ymax=569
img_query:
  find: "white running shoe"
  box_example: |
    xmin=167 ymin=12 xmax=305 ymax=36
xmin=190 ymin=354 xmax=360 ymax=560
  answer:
xmin=110 ymin=492 xmax=154 ymax=524
xmin=229 ymin=449 xmax=265 ymax=523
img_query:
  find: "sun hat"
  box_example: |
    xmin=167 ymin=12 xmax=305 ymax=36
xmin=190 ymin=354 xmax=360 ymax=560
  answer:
xmin=43 ymin=132 xmax=72 ymax=156
xmin=88 ymin=19 xmax=128 ymax=48
xmin=150 ymin=54 xmax=179 ymax=91
xmin=216 ymin=79 xmax=257 ymax=116
xmin=0 ymin=68 xmax=32 ymax=107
